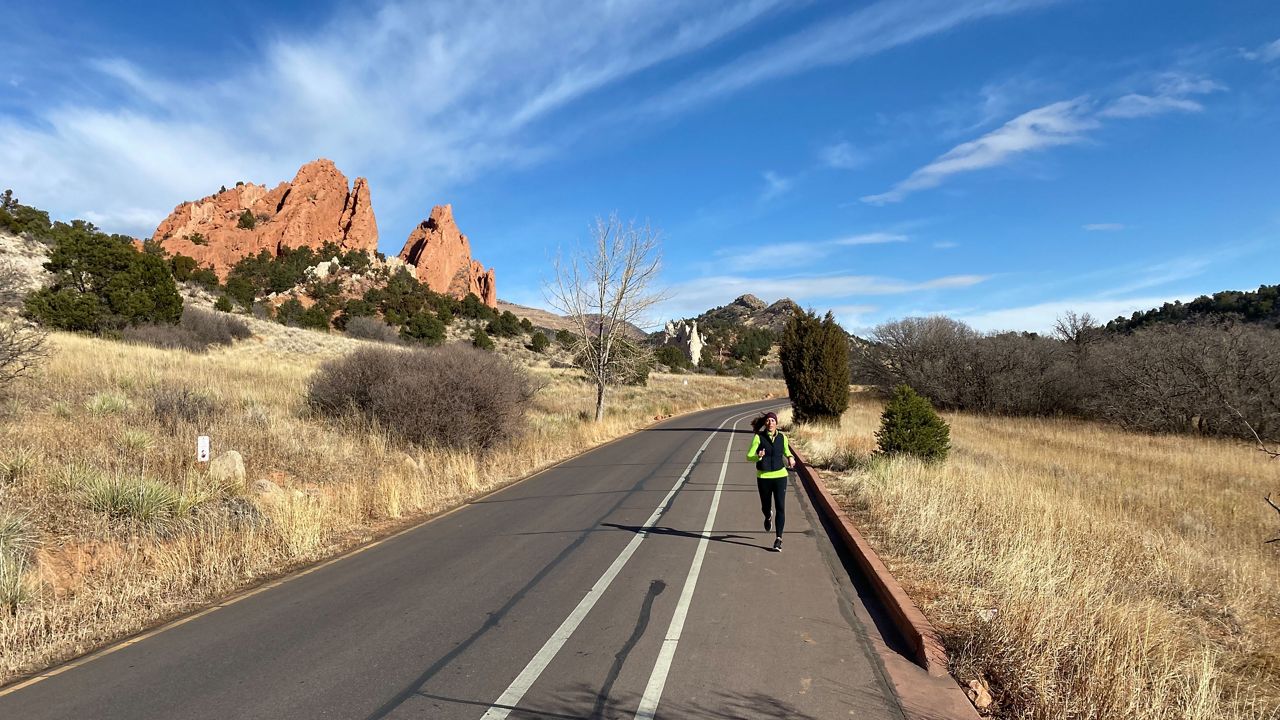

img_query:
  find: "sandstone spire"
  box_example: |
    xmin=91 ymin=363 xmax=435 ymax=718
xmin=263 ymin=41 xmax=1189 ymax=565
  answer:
xmin=151 ymin=159 xmax=379 ymax=279
xmin=397 ymin=204 xmax=497 ymax=307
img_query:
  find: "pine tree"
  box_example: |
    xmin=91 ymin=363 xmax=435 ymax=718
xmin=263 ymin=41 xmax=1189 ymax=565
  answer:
xmin=875 ymin=384 xmax=950 ymax=461
xmin=780 ymin=307 xmax=849 ymax=423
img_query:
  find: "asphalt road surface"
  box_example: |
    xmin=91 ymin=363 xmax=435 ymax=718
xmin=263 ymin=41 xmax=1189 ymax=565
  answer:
xmin=1 ymin=400 xmax=955 ymax=719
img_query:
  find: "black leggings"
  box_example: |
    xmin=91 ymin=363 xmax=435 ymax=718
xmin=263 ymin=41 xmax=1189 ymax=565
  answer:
xmin=757 ymin=476 xmax=787 ymax=537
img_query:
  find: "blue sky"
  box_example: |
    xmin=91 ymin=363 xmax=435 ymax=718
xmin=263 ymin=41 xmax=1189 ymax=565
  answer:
xmin=3 ymin=0 xmax=1278 ymax=333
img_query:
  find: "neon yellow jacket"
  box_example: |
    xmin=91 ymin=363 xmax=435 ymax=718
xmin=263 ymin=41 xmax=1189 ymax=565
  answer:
xmin=746 ymin=431 xmax=793 ymax=479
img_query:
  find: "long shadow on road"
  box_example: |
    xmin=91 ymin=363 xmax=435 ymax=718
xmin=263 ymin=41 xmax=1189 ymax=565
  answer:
xmin=407 ymin=683 xmax=821 ymax=719
xmin=601 ymin=522 xmax=763 ymax=551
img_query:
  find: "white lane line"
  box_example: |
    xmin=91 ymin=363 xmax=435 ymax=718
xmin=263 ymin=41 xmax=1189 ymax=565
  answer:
xmin=632 ymin=416 xmax=741 ymax=720
xmin=479 ymin=408 xmax=760 ymax=720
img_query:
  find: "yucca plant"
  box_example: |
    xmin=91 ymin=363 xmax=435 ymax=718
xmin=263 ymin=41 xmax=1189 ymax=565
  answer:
xmin=79 ymin=472 xmax=181 ymax=527
xmin=0 ymin=555 xmax=30 ymax=614
xmin=0 ymin=447 xmax=37 ymax=484
xmin=0 ymin=512 xmax=38 ymax=563
xmin=86 ymin=391 xmax=130 ymax=416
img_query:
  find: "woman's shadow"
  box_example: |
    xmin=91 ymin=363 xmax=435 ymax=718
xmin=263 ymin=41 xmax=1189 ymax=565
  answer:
xmin=602 ymin=523 xmax=774 ymax=551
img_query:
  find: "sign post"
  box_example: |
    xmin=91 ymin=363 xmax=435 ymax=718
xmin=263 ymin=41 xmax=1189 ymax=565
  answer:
xmin=197 ymin=435 xmax=210 ymax=463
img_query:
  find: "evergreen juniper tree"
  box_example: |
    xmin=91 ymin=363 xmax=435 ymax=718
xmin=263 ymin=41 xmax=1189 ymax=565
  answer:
xmin=874 ymin=384 xmax=950 ymax=461
xmin=780 ymin=307 xmax=849 ymax=423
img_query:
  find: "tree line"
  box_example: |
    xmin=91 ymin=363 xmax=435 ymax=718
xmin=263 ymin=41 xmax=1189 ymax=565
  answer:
xmin=853 ymin=313 xmax=1280 ymax=443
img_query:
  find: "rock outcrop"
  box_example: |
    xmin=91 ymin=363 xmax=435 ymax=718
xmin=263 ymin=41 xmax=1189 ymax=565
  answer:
xmin=151 ymin=159 xmax=379 ymax=279
xmin=662 ymin=319 xmax=706 ymax=366
xmin=698 ymin=294 xmax=800 ymax=335
xmin=397 ymin=204 xmax=496 ymax=307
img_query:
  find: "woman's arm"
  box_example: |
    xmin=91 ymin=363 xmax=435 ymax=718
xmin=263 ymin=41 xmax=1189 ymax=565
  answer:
xmin=746 ymin=434 xmax=762 ymax=461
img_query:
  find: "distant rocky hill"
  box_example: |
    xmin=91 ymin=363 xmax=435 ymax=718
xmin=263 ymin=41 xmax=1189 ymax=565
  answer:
xmin=152 ymin=158 xmax=496 ymax=307
xmin=693 ymin=294 xmax=800 ymax=335
xmin=654 ymin=294 xmax=802 ymax=372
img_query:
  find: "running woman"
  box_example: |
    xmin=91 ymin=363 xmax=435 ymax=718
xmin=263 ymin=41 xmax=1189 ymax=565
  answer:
xmin=747 ymin=411 xmax=794 ymax=552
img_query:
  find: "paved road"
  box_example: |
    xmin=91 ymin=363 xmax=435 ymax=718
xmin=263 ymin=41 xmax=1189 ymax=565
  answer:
xmin=1 ymin=400 xmax=953 ymax=719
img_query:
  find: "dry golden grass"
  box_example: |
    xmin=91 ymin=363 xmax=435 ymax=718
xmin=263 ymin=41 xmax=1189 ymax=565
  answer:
xmin=0 ymin=332 xmax=782 ymax=683
xmin=789 ymin=391 xmax=1280 ymax=720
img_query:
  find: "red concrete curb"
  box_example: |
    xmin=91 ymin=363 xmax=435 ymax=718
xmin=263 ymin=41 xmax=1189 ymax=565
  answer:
xmin=793 ymin=452 xmax=951 ymax=677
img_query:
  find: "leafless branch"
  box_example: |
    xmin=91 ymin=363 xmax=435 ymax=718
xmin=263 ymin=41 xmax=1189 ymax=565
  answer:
xmin=1266 ymin=494 xmax=1280 ymax=544
xmin=1224 ymin=400 xmax=1280 ymax=460
xmin=544 ymin=214 xmax=667 ymax=421
xmin=0 ymin=317 xmax=46 ymax=392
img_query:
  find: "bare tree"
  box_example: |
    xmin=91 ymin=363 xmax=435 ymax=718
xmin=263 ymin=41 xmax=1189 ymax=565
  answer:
xmin=545 ymin=215 xmax=665 ymax=422
xmin=0 ymin=260 xmax=46 ymax=395
xmin=0 ymin=259 xmax=25 ymax=309
xmin=1052 ymin=310 xmax=1099 ymax=369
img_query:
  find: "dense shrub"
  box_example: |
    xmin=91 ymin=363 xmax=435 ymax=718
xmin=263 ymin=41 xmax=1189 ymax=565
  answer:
xmin=555 ymin=328 xmax=576 ymax=347
xmin=731 ymin=327 xmax=774 ymax=366
xmin=486 ymin=310 xmax=523 ymax=338
xmin=875 ymin=384 xmax=950 ymax=461
xmin=780 ymin=307 xmax=849 ymax=423
xmin=334 ymin=299 xmax=376 ymax=330
xmin=458 ymin=293 xmax=496 ymax=321
xmin=188 ymin=267 xmax=220 ymax=291
xmin=530 ymin=331 xmax=549 ymax=353
xmin=23 ymin=222 xmax=182 ymax=332
xmin=275 ymin=299 xmax=306 ymax=327
xmin=170 ymin=254 xmax=198 ymax=281
xmin=152 ymin=385 xmax=221 ymax=433
xmin=307 ymin=345 xmax=535 ymax=451
xmin=237 ymin=210 xmax=256 ymax=229
xmin=223 ymin=242 xmax=349 ymax=305
xmin=400 ymin=313 xmax=445 ymax=345
xmin=182 ymin=306 xmax=252 ymax=343
xmin=654 ymin=344 xmax=688 ymax=370
xmin=213 ymin=296 xmax=234 ymax=313
xmin=345 ymin=316 xmax=401 ymax=344
xmin=363 ymin=267 xmax=458 ymax=326
xmin=122 ymin=307 xmax=252 ymax=352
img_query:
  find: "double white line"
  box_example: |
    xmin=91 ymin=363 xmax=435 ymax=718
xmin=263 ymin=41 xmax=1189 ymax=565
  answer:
xmin=480 ymin=408 xmax=760 ymax=720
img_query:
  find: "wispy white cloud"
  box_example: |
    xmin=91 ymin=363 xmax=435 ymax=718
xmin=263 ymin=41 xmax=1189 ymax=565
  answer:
xmin=1098 ymin=72 xmax=1224 ymax=119
xmin=862 ymin=98 xmax=1096 ymax=205
xmin=760 ymin=171 xmax=793 ymax=201
xmin=834 ymin=232 xmax=908 ymax=245
xmin=1241 ymin=38 xmax=1280 ymax=63
xmin=864 ymin=71 xmax=1225 ymax=205
xmin=1083 ymin=223 xmax=1124 ymax=231
xmin=0 ymin=1 xmax=786 ymax=237
xmin=712 ymin=231 xmax=909 ymax=271
xmin=933 ymin=240 xmax=959 ymax=249
xmin=820 ymin=141 xmax=866 ymax=170
xmin=639 ymin=0 xmax=1064 ymax=118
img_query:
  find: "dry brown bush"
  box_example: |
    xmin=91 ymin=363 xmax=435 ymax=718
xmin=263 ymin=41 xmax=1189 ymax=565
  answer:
xmin=122 ymin=307 xmax=252 ymax=352
xmin=308 ymin=344 xmax=537 ymax=452
xmin=343 ymin=316 xmax=401 ymax=344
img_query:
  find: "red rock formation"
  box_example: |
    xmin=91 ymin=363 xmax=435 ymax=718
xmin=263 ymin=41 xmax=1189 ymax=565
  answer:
xmin=151 ymin=159 xmax=378 ymax=279
xmin=397 ymin=204 xmax=497 ymax=307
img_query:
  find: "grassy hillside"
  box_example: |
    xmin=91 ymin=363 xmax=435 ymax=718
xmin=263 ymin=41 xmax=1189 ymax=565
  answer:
xmin=791 ymin=392 xmax=1280 ymax=720
xmin=0 ymin=332 xmax=784 ymax=682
